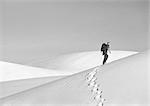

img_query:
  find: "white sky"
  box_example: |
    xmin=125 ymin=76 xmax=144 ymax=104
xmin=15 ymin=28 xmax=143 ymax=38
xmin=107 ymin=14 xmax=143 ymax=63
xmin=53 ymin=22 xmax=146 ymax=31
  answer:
xmin=3 ymin=0 xmax=147 ymax=2
xmin=1 ymin=0 xmax=149 ymax=65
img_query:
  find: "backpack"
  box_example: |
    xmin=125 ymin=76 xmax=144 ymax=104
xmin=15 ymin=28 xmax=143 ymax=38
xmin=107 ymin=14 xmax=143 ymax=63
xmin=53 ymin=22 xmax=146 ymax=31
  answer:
xmin=101 ymin=43 xmax=106 ymax=51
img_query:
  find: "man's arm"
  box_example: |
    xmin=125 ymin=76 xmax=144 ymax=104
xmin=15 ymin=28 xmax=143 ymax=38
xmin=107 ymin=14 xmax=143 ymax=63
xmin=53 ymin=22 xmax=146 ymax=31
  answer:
xmin=108 ymin=46 xmax=111 ymax=54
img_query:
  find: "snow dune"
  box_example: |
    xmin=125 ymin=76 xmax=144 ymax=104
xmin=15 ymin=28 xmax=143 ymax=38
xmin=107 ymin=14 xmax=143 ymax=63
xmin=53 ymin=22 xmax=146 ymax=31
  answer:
xmin=96 ymin=50 xmax=149 ymax=106
xmin=0 ymin=76 xmax=64 ymax=99
xmin=0 ymin=51 xmax=137 ymax=82
xmin=0 ymin=61 xmax=71 ymax=82
xmin=0 ymin=50 xmax=137 ymax=99
xmin=0 ymin=50 xmax=148 ymax=106
xmin=30 ymin=50 xmax=138 ymax=73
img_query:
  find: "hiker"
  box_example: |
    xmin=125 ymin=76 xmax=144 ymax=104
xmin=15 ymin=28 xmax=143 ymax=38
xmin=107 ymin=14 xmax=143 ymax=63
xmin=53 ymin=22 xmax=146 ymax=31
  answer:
xmin=101 ymin=42 xmax=111 ymax=65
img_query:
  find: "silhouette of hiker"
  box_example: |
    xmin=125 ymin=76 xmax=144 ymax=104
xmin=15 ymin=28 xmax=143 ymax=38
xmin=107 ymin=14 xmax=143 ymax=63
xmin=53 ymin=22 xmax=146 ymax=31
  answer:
xmin=101 ymin=42 xmax=111 ymax=65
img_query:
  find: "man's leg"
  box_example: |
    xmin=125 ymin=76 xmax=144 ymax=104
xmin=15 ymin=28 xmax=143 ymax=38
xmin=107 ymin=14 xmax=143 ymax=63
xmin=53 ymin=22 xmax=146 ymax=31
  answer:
xmin=103 ymin=54 xmax=108 ymax=65
xmin=102 ymin=54 xmax=106 ymax=65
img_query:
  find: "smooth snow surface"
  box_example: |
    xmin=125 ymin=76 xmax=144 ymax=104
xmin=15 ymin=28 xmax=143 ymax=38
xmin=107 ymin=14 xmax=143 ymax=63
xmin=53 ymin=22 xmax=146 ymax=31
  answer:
xmin=0 ymin=50 xmax=148 ymax=106
xmin=0 ymin=50 xmax=137 ymax=82
xmin=0 ymin=61 xmax=71 ymax=82
xmin=0 ymin=50 xmax=137 ymax=99
xmin=30 ymin=50 xmax=138 ymax=73
xmin=0 ymin=76 xmax=64 ymax=99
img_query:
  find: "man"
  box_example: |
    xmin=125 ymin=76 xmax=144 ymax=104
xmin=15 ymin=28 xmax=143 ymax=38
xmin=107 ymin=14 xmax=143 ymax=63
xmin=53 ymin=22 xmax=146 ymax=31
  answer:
xmin=101 ymin=42 xmax=111 ymax=65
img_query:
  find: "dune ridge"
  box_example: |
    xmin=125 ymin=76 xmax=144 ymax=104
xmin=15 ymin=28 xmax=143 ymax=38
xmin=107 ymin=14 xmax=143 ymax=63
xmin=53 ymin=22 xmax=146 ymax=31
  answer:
xmin=0 ymin=61 xmax=71 ymax=82
xmin=0 ymin=50 xmax=137 ymax=99
xmin=0 ymin=50 xmax=149 ymax=106
xmin=29 ymin=50 xmax=138 ymax=73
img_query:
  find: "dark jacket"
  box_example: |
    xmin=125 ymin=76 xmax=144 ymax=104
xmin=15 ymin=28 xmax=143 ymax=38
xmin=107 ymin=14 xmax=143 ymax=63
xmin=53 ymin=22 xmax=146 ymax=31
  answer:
xmin=101 ymin=43 xmax=109 ymax=55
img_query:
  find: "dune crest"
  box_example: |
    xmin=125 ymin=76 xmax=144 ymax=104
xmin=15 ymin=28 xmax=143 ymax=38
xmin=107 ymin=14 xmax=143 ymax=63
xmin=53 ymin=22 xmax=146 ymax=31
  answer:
xmin=0 ymin=61 xmax=70 ymax=82
xmin=30 ymin=50 xmax=138 ymax=73
xmin=0 ymin=50 xmax=137 ymax=82
xmin=0 ymin=50 xmax=148 ymax=106
xmin=0 ymin=50 xmax=137 ymax=99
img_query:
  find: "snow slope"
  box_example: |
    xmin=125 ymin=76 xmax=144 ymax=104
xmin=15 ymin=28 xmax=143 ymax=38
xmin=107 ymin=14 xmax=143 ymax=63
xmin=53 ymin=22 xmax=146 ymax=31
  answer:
xmin=0 ymin=61 xmax=71 ymax=82
xmin=0 ymin=50 xmax=137 ymax=99
xmin=0 ymin=50 xmax=148 ymax=106
xmin=96 ymin=50 xmax=149 ymax=106
xmin=0 ymin=76 xmax=64 ymax=99
xmin=0 ymin=51 xmax=137 ymax=82
xmin=29 ymin=50 xmax=137 ymax=73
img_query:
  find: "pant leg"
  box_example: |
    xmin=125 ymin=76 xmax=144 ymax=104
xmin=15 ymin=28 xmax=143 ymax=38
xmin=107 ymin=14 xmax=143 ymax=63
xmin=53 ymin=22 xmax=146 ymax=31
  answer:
xmin=103 ymin=54 xmax=108 ymax=65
